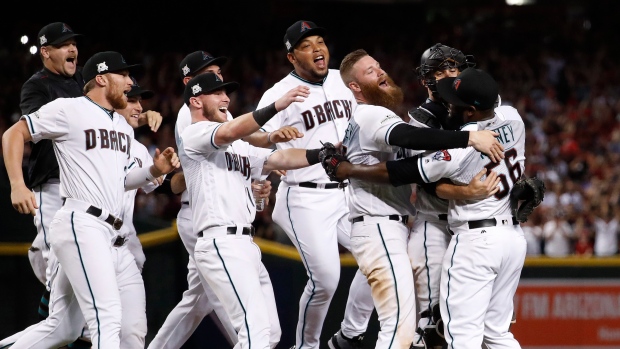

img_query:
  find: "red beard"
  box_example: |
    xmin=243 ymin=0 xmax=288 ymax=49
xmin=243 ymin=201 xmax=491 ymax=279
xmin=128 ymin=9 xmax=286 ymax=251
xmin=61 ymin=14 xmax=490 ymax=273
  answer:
xmin=359 ymin=75 xmax=404 ymax=111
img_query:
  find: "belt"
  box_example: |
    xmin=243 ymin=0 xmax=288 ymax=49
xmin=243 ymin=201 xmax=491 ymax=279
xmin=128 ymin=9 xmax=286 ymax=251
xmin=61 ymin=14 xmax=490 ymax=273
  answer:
xmin=112 ymin=236 xmax=127 ymax=247
xmin=468 ymin=217 xmax=519 ymax=229
xmin=352 ymin=215 xmax=409 ymax=225
xmin=86 ymin=206 xmax=124 ymax=230
xmin=299 ymin=181 xmax=348 ymax=189
xmin=198 ymin=226 xmax=255 ymax=237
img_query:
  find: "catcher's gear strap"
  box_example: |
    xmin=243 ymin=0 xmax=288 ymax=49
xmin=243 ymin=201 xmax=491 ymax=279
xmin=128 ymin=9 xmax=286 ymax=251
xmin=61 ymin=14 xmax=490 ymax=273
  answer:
xmin=386 ymin=156 xmax=424 ymax=187
xmin=306 ymin=148 xmax=321 ymax=165
xmin=388 ymin=123 xmax=469 ymax=151
xmin=408 ymin=106 xmax=443 ymax=129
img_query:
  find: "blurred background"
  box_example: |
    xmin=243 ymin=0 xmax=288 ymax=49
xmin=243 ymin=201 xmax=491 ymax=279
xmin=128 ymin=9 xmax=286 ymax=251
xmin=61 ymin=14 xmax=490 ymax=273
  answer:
xmin=0 ymin=0 xmax=619 ymax=348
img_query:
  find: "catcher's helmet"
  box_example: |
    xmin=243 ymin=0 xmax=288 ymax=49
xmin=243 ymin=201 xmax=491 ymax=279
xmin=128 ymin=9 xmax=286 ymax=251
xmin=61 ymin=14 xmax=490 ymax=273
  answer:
xmin=416 ymin=43 xmax=476 ymax=94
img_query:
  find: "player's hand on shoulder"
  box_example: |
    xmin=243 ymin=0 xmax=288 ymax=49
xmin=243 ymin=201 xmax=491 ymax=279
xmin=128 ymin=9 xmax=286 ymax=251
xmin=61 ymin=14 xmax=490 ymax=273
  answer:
xmin=138 ymin=110 xmax=163 ymax=132
xmin=275 ymin=85 xmax=310 ymax=111
xmin=10 ymin=184 xmax=38 ymax=216
xmin=465 ymin=168 xmax=501 ymax=200
xmin=152 ymin=147 xmax=180 ymax=176
xmin=468 ymin=130 xmax=504 ymax=163
xmin=270 ymin=126 xmax=304 ymax=143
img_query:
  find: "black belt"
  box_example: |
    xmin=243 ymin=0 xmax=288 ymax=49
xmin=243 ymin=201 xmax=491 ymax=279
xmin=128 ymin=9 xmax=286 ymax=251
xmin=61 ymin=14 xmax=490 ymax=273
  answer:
xmin=438 ymin=214 xmax=448 ymax=221
xmin=299 ymin=181 xmax=348 ymax=189
xmin=352 ymin=215 xmax=409 ymax=225
xmin=198 ymin=226 xmax=255 ymax=237
xmin=85 ymin=206 xmax=123 ymax=230
xmin=112 ymin=236 xmax=127 ymax=247
xmin=468 ymin=217 xmax=519 ymax=230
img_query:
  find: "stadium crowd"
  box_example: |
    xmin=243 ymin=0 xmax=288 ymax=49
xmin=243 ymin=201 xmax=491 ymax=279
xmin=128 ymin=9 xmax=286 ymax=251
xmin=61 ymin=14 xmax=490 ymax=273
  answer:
xmin=1 ymin=2 xmax=618 ymax=257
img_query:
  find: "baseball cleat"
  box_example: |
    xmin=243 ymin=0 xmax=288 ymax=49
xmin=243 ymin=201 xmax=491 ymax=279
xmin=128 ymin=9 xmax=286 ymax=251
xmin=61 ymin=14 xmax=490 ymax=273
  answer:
xmin=328 ymin=330 xmax=364 ymax=349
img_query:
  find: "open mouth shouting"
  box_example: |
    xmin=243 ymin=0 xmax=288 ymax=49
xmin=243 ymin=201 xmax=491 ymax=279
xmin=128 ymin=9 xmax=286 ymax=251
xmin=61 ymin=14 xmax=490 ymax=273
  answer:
xmin=314 ymin=55 xmax=326 ymax=69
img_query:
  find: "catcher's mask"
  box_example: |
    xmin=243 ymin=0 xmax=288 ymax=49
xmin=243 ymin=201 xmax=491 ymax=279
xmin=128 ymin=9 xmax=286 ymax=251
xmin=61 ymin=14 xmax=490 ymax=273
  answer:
xmin=415 ymin=43 xmax=476 ymax=96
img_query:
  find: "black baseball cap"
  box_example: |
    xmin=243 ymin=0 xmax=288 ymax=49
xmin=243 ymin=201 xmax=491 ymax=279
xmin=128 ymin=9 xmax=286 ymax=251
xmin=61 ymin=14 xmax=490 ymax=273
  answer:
xmin=127 ymin=77 xmax=154 ymax=100
xmin=82 ymin=51 xmax=141 ymax=83
xmin=179 ymin=51 xmax=228 ymax=77
xmin=436 ymin=68 xmax=499 ymax=111
xmin=283 ymin=20 xmax=327 ymax=52
xmin=184 ymin=72 xmax=239 ymax=105
xmin=37 ymin=22 xmax=82 ymax=48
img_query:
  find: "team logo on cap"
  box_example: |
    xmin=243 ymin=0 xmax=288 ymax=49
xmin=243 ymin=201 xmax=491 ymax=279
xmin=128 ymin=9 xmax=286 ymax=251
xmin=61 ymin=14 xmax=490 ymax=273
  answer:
xmin=285 ymin=40 xmax=291 ymax=50
xmin=182 ymin=64 xmax=190 ymax=76
xmin=39 ymin=35 xmax=47 ymax=46
xmin=97 ymin=62 xmax=109 ymax=73
xmin=432 ymin=150 xmax=451 ymax=161
xmin=62 ymin=23 xmax=72 ymax=33
xmin=202 ymin=51 xmax=213 ymax=61
xmin=191 ymin=84 xmax=202 ymax=95
xmin=215 ymin=75 xmax=221 ymax=82
xmin=453 ymin=78 xmax=462 ymax=90
xmin=300 ymin=21 xmax=312 ymax=32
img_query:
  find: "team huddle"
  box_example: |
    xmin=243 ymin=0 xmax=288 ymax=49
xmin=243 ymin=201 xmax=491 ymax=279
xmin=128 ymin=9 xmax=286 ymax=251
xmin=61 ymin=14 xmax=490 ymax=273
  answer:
xmin=1 ymin=18 xmax=544 ymax=349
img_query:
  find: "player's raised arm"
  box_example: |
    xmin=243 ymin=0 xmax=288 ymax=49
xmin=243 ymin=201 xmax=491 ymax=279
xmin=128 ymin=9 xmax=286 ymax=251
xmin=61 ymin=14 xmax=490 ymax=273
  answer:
xmin=2 ymin=119 xmax=38 ymax=215
xmin=243 ymin=125 xmax=304 ymax=148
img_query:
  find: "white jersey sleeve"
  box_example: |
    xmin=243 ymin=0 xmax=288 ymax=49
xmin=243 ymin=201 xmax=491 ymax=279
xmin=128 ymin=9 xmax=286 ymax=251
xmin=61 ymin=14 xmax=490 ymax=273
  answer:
xmin=126 ymin=140 xmax=158 ymax=194
xmin=182 ymin=121 xmax=229 ymax=157
xmin=355 ymin=104 xmax=405 ymax=153
xmin=21 ymin=98 xmax=71 ymax=142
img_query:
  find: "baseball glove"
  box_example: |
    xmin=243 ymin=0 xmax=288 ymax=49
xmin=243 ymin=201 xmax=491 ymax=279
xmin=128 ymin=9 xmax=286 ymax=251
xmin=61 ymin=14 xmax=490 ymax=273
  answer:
xmin=510 ymin=177 xmax=546 ymax=223
xmin=318 ymin=142 xmax=349 ymax=182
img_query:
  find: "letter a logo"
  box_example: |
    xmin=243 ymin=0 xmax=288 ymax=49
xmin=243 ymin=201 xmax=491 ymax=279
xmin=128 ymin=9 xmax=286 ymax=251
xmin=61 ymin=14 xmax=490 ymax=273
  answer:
xmin=301 ymin=21 xmax=312 ymax=32
xmin=453 ymin=78 xmax=461 ymax=91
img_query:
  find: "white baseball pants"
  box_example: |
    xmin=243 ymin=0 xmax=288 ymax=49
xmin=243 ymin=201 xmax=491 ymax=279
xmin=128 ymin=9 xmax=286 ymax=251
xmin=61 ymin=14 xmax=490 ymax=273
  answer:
xmin=351 ymin=217 xmax=416 ymax=349
xmin=440 ymin=220 xmax=526 ymax=349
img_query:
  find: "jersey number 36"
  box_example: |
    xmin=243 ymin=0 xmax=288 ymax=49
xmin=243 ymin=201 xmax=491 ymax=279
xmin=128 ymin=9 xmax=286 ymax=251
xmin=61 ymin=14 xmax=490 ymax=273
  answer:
xmin=484 ymin=148 xmax=522 ymax=199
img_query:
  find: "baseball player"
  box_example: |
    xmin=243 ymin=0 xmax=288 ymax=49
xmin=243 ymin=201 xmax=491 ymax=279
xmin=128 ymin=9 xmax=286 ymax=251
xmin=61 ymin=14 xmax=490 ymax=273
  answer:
xmin=408 ymin=43 xmax=478 ymax=349
xmin=332 ymin=49 xmax=503 ymax=349
xmin=3 ymin=51 xmax=179 ymax=349
xmin=324 ymin=68 xmax=526 ymax=349
xmin=256 ymin=20 xmax=376 ymax=349
xmin=0 ymin=78 xmax=164 ymax=349
xmin=149 ymin=50 xmax=304 ymax=349
xmin=20 ymin=22 xmax=84 ymax=323
xmin=180 ymin=72 xmax=329 ymax=348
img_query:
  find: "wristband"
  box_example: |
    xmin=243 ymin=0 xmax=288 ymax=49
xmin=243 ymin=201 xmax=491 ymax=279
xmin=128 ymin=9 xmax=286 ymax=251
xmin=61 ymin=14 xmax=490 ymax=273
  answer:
xmin=306 ymin=148 xmax=321 ymax=165
xmin=267 ymin=131 xmax=274 ymax=144
xmin=253 ymin=102 xmax=278 ymax=126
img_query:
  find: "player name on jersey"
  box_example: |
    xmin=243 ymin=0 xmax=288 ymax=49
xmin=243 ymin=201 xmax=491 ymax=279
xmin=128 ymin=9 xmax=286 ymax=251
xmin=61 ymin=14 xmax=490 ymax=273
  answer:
xmin=301 ymin=99 xmax=353 ymax=130
xmin=224 ymin=152 xmax=251 ymax=179
xmin=84 ymin=129 xmax=132 ymax=158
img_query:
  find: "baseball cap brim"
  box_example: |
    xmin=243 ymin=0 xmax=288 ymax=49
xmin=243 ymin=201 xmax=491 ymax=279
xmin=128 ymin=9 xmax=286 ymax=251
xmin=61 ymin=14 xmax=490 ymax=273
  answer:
xmin=289 ymin=27 xmax=327 ymax=51
xmin=205 ymin=81 xmax=239 ymax=95
xmin=127 ymin=86 xmax=154 ymax=100
xmin=46 ymin=33 xmax=82 ymax=46
xmin=193 ymin=56 xmax=228 ymax=75
xmin=436 ymin=77 xmax=472 ymax=108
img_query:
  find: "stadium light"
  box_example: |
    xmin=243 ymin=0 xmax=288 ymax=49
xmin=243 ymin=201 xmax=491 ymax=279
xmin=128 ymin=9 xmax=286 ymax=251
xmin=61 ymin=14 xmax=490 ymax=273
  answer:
xmin=506 ymin=0 xmax=535 ymax=5
xmin=30 ymin=46 xmax=37 ymax=55
xmin=20 ymin=35 xmax=28 ymax=45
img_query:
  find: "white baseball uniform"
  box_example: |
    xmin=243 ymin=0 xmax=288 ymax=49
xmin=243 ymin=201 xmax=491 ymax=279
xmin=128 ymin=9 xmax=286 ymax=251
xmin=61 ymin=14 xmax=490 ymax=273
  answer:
xmin=257 ymin=69 xmax=374 ymax=348
xmin=181 ymin=120 xmax=281 ymax=349
xmin=2 ymin=141 xmax=156 ymax=349
xmin=405 ymin=106 xmax=452 ymax=347
xmin=148 ymin=103 xmax=238 ymax=349
xmin=18 ymin=96 xmax=147 ymax=349
xmin=417 ymin=105 xmax=526 ymax=348
xmin=343 ymin=103 xmax=417 ymax=349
